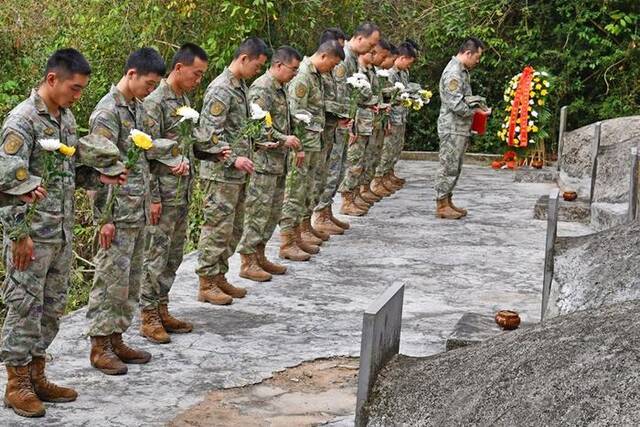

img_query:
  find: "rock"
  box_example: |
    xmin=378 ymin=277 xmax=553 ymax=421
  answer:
xmin=445 ymin=312 xmax=529 ymax=351
xmin=533 ymin=194 xmax=590 ymax=223
xmin=589 ymin=201 xmax=628 ymax=231
xmin=546 ymin=220 xmax=640 ymax=318
xmin=365 ymin=299 xmax=640 ymax=426
xmin=514 ymin=166 xmax=558 ymax=183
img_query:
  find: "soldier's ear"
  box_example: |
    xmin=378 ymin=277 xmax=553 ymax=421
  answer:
xmin=45 ymin=72 xmax=57 ymax=87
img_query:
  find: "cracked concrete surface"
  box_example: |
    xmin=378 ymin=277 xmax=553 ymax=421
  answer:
xmin=0 ymin=160 xmax=592 ymax=426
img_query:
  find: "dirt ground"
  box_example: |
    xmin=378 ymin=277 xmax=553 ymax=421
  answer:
xmin=169 ymin=357 xmax=359 ymax=426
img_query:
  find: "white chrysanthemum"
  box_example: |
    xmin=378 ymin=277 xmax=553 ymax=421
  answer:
xmin=39 ymin=139 xmax=62 ymax=151
xmin=376 ymin=69 xmax=391 ymax=78
xmin=176 ymin=106 xmax=200 ymax=123
xmin=544 ymin=81 xmax=550 ymax=88
xmin=528 ymin=120 xmax=534 ymax=126
xmin=540 ymin=71 xmax=549 ymax=77
xmin=394 ymin=82 xmax=406 ymax=91
xmin=294 ymin=113 xmax=312 ymax=125
xmin=529 ymin=100 xmax=534 ymax=105
xmin=532 ymin=110 xmax=539 ymax=118
xmin=352 ymin=72 xmax=368 ymax=80
xmin=250 ymin=103 xmax=267 ymax=120
xmin=515 ymin=126 xmax=520 ymax=132
xmin=400 ymin=92 xmax=411 ymax=100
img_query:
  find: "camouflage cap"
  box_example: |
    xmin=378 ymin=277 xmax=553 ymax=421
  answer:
xmin=146 ymin=138 xmax=186 ymax=168
xmin=77 ymin=134 xmax=127 ymax=176
xmin=0 ymin=157 xmax=42 ymax=196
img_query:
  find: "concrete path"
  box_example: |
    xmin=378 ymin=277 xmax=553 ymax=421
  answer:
xmin=0 ymin=160 xmax=591 ymax=426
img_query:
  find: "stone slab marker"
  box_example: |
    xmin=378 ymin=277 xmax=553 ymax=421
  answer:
xmin=589 ymin=122 xmax=602 ymax=203
xmin=541 ymin=189 xmax=560 ymax=320
xmin=628 ymin=145 xmax=640 ymax=222
xmin=355 ymin=282 xmax=405 ymax=427
xmin=556 ymin=106 xmax=568 ymax=171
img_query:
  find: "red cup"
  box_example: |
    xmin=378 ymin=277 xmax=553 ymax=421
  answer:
xmin=471 ymin=110 xmax=490 ymax=135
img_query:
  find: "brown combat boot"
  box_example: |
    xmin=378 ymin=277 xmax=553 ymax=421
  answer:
xmin=300 ymin=219 xmax=323 ymax=246
xmin=30 ymin=356 xmax=77 ymax=403
xmin=391 ymin=170 xmax=406 ymax=185
xmin=312 ymin=207 xmax=344 ymax=235
xmin=383 ymin=173 xmax=402 ymax=191
xmin=352 ymin=189 xmax=371 ymax=212
xmin=448 ymin=194 xmax=468 ymax=217
xmin=370 ymin=176 xmax=393 ymax=197
xmin=279 ymin=230 xmax=311 ymax=261
xmin=198 ymin=276 xmax=233 ymax=305
xmin=90 ymin=336 xmax=128 ymax=375
xmin=340 ymin=192 xmax=367 ymax=217
xmin=295 ymin=225 xmax=320 ymax=254
xmin=216 ymin=274 xmax=247 ymax=298
xmin=436 ymin=197 xmax=464 ymax=220
xmin=140 ymin=308 xmax=171 ymax=344
xmin=360 ymin=183 xmax=381 ymax=203
xmin=303 ymin=217 xmax=329 ymax=242
xmin=329 ymin=206 xmax=350 ymax=229
xmin=240 ymin=253 xmax=272 ymax=282
xmin=111 ymin=333 xmax=151 ymax=364
xmin=4 ymin=365 xmax=45 ymax=418
xmin=257 ymin=243 xmax=287 ymax=274
xmin=159 ymin=303 xmax=193 ymax=333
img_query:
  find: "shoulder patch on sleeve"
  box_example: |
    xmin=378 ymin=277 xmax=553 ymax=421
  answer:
xmin=3 ymin=132 xmax=24 ymax=155
xmin=143 ymin=117 xmax=157 ymax=129
xmin=295 ymin=83 xmax=307 ymax=98
xmin=334 ymin=64 xmax=346 ymax=79
xmin=210 ymin=101 xmax=225 ymax=116
xmin=43 ymin=127 xmax=56 ymax=136
xmin=15 ymin=166 xmax=28 ymax=181
xmin=94 ymin=125 xmax=114 ymax=140
xmin=447 ymin=79 xmax=460 ymax=92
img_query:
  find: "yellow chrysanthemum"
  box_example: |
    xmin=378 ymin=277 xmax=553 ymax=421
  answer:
xmin=541 ymin=89 xmax=548 ymax=96
xmin=538 ymin=99 xmax=545 ymax=106
xmin=529 ymin=91 xmax=536 ymax=98
xmin=265 ymin=112 xmax=273 ymax=128
xmin=58 ymin=144 xmax=76 ymax=157
xmin=532 ymin=125 xmax=539 ymax=133
xmin=130 ymin=129 xmax=153 ymax=150
xmin=535 ymin=83 xmax=542 ymax=90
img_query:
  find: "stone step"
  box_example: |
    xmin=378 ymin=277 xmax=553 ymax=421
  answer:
xmin=589 ymin=202 xmax=628 ymax=231
xmin=514 ymin=166 xmax=558 ymax=183
xmin=445 ymin=312 xmax=530 ymax=351
xmin=533 ymin=193 xmax=591 ymax=223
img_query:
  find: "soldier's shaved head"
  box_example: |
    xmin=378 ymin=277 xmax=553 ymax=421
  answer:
xmin=44 ymin=48 xmax=91 ymax=80
xmin=233 ymin=37 xmax=271 ymax=60
xmin=272 ymin=46 xmax=303 ymax=65
xmin=352 ymin=22 xmax=380 ymax=38
xmin=317 ymin=40 xmax=345 ymax=61
xmin=171 ymin=43 xmax=208 ymax=70
xmin=320 ymin=27 xmax=347 ymax=45
xmin=125 ymin=48 xmax=166 ymax=77
xmin=458 ymin=37 xmax=485 ymax=54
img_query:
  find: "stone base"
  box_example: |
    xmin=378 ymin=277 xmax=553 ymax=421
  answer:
xmin=590 ymin=202 xmax=628 ymax=231
xmin=514 ymin=166 xmax=558 ymax=183
xmin=534 ymin=194 xmax=591 ymax=223
xmin=445 ymin=312 xmax=527 ymax=351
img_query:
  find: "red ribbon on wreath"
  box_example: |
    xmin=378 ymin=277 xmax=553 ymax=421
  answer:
xmin=507 ymin=65 xmax=535 ymax=147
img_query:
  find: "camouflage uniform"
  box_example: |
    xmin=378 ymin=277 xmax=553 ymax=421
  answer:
xmin=85 ymin=85 xmax=151 ymax=336
xmin=0 ymin=90 xmax=95 ymax=366
xmin=139 ymin=79 xmax=192 ymax=309
xmin=280 ymin=57 xmax=325 ymax=231
xmin=435 ymin=56 xmax=474 ymax=200
xmin=362 ymin=65 xmax=385 ymax=183
xmin=196 ymin=68 xmax=250 ymax=277
xmin=376 ymin=67 xmax=409 ymax=177
xmin=238 ymin=70 xmax=291 ymax=254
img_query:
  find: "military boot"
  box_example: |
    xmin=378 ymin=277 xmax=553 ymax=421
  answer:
xmin=312 ymin=207 xmax=344 ymax=235
xmin=4 ymin=365 xmax=45 ymax=418
xmin=240 ymin=253 xmax=272 ymax=282
xmin=329 ymin=206 xmax=350 ymax=229
xmin=90 ymin=336 xmax=128 ymax=375
xmin=279 ymin=230 xmax=311 ymax=261
xmin=436 ymin=197 xmax=463 ymax=220
xmin=216 ymin=274 xmax=247 ymax=298
xmin=305 ymin=217 xmax=329 ymax=241
xmin=257 ymin=243 xmax=287 ymax=274
xmin=159 ymin=303 xmax=193 ymax=333
xmin=370 ymin=176 xmax=393 ymax=197
xmin=391 ymin=170 xmax=406 ymax=185
xmin=300 ymin=220 xmax=323 ymax=246
xmin=360 ymin=183 xmax=381 ymax=203
xmin=198 ymin=276 xmax=233 ymax=305
xmin=339 ymin=192 xmax=367 ymax=216
xmin=295 ymin=225 xmax=320 ymax=254
xmin=352 ymin=188 xmax=371 ymax=212
xmin=140 ymin=308 xmax=170 ymax=344
xmin=111 ymin=333 xmax=152 ymax=364
xmin=448 ymin=194 xmax=468 ymax=217
xmin=383 ymin=173 xmax=402 ymax=191
xmin=30 ymin=356 xmax=77 ymax=403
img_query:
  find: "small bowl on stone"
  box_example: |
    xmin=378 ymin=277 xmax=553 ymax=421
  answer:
xmin=531 ymin=159 xmax=543 ymax=169
xmin=563 ymin=191 xmax=578 ymax=201
xmin=495 ymin=310 xmax=521 ymax=330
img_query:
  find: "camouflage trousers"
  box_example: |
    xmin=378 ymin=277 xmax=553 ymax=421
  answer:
xmin=86 ymin=223 xmax=145 ymax=336
xmin=315 ymin=119 xmax=350 ymax=211
xmin=435 ymin=133 xmax=469 ymax=200
xmin=280 ymin=150 xmax=323 ymax=231
xmin=196 ymin=180 xmax=246 ymax=277
xmin=375 ymin=124 xmax=405 ymax=177
xmin=140 ymin=204 xmax=188 ymax=310
xmin=338 ymin=134 xmax=370 ymax=193
xmin=363 ymin=125 xmax=385 ymax=183
xmin=0 ymin=240 xmax=71 ymax=366
xmin=238 ymin=172 xmax=286 ymax=254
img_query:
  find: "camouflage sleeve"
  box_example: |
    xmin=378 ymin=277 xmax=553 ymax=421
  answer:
xmin=140 ymin=100 xmax=163 ymax=203
xmin=249 ymin=85 xmax=285 ymax=145
xmin=197 ymin=86 xmax=237 ymax=168
xmin=441 ymin=73 xmax=473 ymax=118
xmin=288 ymin=75 xmax=313 ymax=130
xmin=0 ymin=120 xmax=35 ymax=240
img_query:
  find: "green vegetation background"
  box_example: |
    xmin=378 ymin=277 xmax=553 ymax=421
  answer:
xmin=0 ymin=0 xmax=638 ymax=321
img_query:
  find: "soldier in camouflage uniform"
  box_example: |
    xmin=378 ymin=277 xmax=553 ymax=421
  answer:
xmin=435 ymin=38 xmax=487 ymax=219
xmin=280 ymin=40 xmax=344 ymax=255
xmin=237 ymin=46 xmax=304 ymax=279
xmin=85 ymin=48 xmax=168 ymax=375
xmin=312 ymin=28 xmax=354 ymax=235
xmin=0 ymin=49 xmax=125 ymax=417
xmin=195 ymin=37 xmax=269 ymax=303
xmin=138 ymin=43 xmax=216 ymax=342
xmin=336 ymin=23 xmax=381 ymax=216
